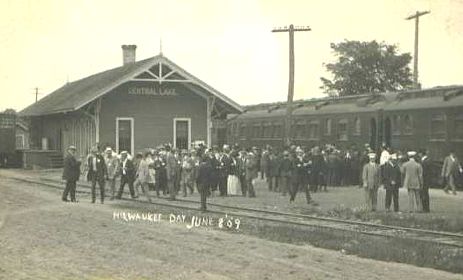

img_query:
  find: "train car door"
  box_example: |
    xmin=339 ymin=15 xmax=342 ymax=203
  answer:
xmin=384 ymin=117 xmax=392 ymax=148
xmin=369 ymin=118 xmax=377 ymax=149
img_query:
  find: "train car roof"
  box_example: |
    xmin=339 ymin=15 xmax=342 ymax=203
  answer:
xmin=229 ymin=85 xmax=463 ymax=120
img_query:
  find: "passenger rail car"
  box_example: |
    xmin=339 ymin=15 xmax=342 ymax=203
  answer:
xmin=226 ymin=85 xmax=463 ymax=162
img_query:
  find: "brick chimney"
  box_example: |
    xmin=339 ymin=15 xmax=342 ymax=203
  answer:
xmin=121 ymin=45 xmax=137 ymax=65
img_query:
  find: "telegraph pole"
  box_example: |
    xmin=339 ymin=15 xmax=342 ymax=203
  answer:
xmin=272 ymin=24 xmax=311 ymax=146
xmin=33 ymin=87 xmax=42 ymax=103
xmin=406 ymin=10 xmax=430 ymax=89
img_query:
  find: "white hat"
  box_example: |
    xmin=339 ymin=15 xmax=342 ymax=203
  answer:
xmin=120 ymin=151 xmax=128 ymax=155
xmin=368 ymin=153 xmax=376 ymax=159
xmin=407 ymin=151 xmax=417 ymax=157
xmin=68 ymin=145 xmax=77 ymax=151
xmin=105 ymin=147 xmax=112 ymax=152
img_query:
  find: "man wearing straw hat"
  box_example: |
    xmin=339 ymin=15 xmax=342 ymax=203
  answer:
xmin=362 ymin=153 xmax=381 ymax=211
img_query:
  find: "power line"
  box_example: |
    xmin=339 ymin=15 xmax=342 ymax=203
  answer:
xmin=32 ymin=87 xmax=42 ymax=103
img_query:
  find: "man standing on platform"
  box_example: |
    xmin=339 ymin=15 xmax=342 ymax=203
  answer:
xmin=62 ymin=145 xmax=81 ymax=202
xmin=165 ymin=144 xmax=177 ymax=200
xmin=104 ymin=147 xmax=119 ymax=200
xmin=237 ymin=150 xmax=248 ymax=197
xmin=442 ymin=150 xmax=462 ymax=195
xmin=420 ymin=149 xmax=432 ymax=212
xmin=401 ymin=151 xmax=423 ymax=212
xmin=116 ymin=151 xmax=136 ymax=199
xmin=245 ymin=149 xmax=258 ymax=198
xmin=381 ymin=154 xmax=401 ymax=212
xmin=362 ymin=153 xmax=380 ymax=211
xmin=196 ymin=153 xmax=213 ymax=211
xmin=290 ymin=147 xmax=311 ymax=204
xmin=87 ymin=147 xmax=107 ymax=204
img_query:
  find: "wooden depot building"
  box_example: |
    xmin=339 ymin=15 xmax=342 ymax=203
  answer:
xmin=19 ymin=45 xmax=242 ymax=168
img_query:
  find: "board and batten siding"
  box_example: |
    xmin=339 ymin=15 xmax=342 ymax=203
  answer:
xmin=98 ymin=81 xmax=207 ymax=152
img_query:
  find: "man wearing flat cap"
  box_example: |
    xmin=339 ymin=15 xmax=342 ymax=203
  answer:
xmin=62 ymin=145 xmax=81 ymax=202
xmin=362 ymin=153 xmax=381 ymax=211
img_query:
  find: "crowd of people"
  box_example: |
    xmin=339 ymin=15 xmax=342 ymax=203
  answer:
xmin=61 ymin=141 xmax=462 ymax=213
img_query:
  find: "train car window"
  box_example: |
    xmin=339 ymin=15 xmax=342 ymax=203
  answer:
xmin=296 ymin=121 xmax=305 ymax=139
xmin=403 ymin=115 xmax=413 ymax=135
xmin=338 ymin=119 xmax=348 ymax=141
xmin=430 ymin=113 xmax=446 ymax=140
xmin=454 ymin=113 xmax=463 ymax=140
xmin=392 ymin=115 xmax=401 ymax=135
xmin=308 ymin=121 xmax=319 ymax=140
xmin=324 ymin=119 xmax=332 ymax=136
xmin=353 ymin=117 xmax=361 ymax=135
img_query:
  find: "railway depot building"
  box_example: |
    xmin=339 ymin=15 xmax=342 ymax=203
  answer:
xmin=20 ymin=45 xmax=242 ymax=168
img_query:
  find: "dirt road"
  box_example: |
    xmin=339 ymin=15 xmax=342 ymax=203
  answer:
xmin=0 ymin=176 xmax=461 ymax=280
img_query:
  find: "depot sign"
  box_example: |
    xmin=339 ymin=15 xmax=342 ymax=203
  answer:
xmin=128 ymin=86 xmax=177 ymax=96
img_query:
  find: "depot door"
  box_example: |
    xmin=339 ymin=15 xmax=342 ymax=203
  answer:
xmin=174 ymin=118 xmax=191 ymax=150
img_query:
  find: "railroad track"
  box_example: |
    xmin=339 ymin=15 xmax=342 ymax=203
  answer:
xmin=3 ymin=174 xmax=463 ymax=248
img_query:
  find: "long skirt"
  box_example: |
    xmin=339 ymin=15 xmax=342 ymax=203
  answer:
xmin=227 ymin=175 xmax=241 ymax=195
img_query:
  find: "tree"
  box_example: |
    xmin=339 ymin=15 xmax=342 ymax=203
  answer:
xmin=320 ymin=40 xmax=413 ymax=96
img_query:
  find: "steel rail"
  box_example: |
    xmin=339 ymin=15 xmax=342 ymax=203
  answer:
xmin=3 ymin=175 xmax=463 ymax=248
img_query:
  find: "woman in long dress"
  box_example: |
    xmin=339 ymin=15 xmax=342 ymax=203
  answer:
xmin=227 ymin=156 xmax=241 ymax=195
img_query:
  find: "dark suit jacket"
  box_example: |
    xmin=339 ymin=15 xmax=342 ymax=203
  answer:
xmin=87 ymin=154 xmax=107 ymax=182
xmin=381 ymin=162 xmax=401 ymax=190
xmin=119 ymin=158 xmax=136 ymax=182
xmin=421 ymin=157 xmax=433 ymax=189
xmin=218 ymin=154 xmax=232 ymax=178
xmin=62 ymin=153 xmax=81 ymax=182
xmin=196 ymin=160 xmax=213 ymax=188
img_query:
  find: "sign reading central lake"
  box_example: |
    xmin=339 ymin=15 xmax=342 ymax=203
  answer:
xmin=128 ymin=86 xmax=177 ymax=96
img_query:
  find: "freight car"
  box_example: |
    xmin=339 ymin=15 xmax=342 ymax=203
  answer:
xmin=0 ymin=113 xmax=17 ymax=167
xmin=227 ymin=85 xmax=463 ymax=162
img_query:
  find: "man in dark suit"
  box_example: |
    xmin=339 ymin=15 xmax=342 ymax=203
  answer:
xmin=196 ymin=154 xmax=213 ymax=211
xmin=236 ymin=150 xmax=248 ymax=196
xmin=420 ymin=149 xmax=432 ymax=212
xmin=62 ymin=145 xmax=81 ymax=202
xmin=381 ymin=154 xmax=401 ymax=212
xmin=87 ymin=147 xmax=107 ymax=204
xmin=290 ymin=148 xmax=311 ymax=204
xmin=116 ymin=151 xmax=136 ymax=199
xmin=217 ymin=145 xmax=232 ymax=196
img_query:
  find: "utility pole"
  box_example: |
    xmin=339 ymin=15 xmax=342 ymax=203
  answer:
xmin=33 ymin=87 xmax=42 ymax=103
xmin=406 ymin=10 xmax=430 ymax=89
xmin=272 ymin=24 xmax=311 ymax=146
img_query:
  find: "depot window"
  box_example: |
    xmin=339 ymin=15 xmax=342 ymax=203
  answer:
xmin=324 ymin=118 xmax=332 ymax=136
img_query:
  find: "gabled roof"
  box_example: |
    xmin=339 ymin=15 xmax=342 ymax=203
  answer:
xmin=20 ymin=55 xmax=243 ymax=116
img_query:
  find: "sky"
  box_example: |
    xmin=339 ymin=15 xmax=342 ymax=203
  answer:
xmin=1 ymin=0 xmax=462 ymax=111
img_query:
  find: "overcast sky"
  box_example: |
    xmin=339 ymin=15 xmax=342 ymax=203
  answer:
xmin=1 ymin=0 xmax=462 ymax=111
